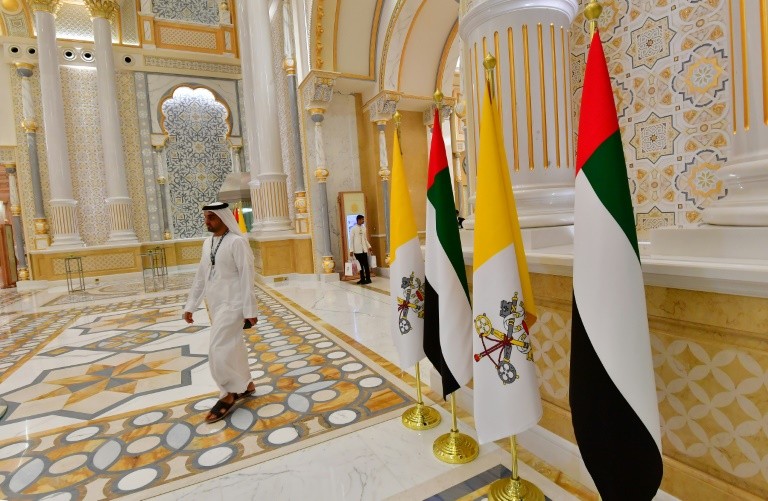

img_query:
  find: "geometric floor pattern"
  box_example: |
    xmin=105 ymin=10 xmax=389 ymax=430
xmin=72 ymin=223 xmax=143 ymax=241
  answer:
xmin=0 ymin=285 xmax=413 ymax=500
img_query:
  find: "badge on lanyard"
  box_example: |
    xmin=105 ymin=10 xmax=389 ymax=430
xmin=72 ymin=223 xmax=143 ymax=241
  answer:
xmin=209 ymin=231 xmax=228 ymax=279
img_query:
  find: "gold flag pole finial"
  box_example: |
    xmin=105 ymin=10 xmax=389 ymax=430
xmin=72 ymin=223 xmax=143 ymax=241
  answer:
xmin=434 ymin=88 xmax=444 ymax=104
xmin=584 ymin=0 xmax=602 ymax=38
xmin=483 ymin=52 xmax=497 ymax=100
xmin=393 ymin=110 xmax=404 ymax=156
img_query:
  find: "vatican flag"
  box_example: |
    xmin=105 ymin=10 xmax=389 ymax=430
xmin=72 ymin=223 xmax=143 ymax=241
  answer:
xmin=389 ymin=129 xmax=426 ymax=370
xmin=472 ymin=79 xmax=541 ymax=444
xmin=237 ymin=208 xmax=248 ymax=233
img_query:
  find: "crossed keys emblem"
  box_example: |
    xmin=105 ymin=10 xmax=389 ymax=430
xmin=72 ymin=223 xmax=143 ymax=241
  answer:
xmin=397 ymin=272 xmax=425 ymax=334
xmin=473 ymin=293 xmax=533 ymax=384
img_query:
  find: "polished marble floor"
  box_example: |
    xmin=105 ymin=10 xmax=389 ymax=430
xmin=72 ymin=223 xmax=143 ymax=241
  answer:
xmin=0 ymin=273 xmax=591 ymax=500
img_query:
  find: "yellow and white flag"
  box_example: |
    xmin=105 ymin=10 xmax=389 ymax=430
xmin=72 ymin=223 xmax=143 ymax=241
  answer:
xmin=389 ymin=129 xmax=426 ymax=369
xmin=472 ymin=79 xmax=541 ymax=444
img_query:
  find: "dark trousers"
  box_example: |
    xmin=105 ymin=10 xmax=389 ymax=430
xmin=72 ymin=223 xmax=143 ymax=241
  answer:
xmin=355 ymin=253 xmax=370 ymax=282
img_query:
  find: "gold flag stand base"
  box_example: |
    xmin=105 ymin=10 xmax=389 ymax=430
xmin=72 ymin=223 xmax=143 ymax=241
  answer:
xmin=487 ymin=477 xmax=544 ymax=501
xmin=433 ymin=393 xmax=479 ymax=464
xmin=487 ymin=435 xmax=544 ymax=501
xmin=402 ymin=363 xmax=441 ymax=430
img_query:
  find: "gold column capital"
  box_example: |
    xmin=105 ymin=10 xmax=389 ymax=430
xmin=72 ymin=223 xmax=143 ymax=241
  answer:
xmin=14 ymin=62 xmax=35 ymax=71
xmin=28 ymin=0 xmax=61 ymax=14
xmin=84 ymin=0 xmax=119 ymax=20
xmin=315 ymin=167 xmax=329 ymax=182
xmin=283 ymin=57 xmax=297 ymax=75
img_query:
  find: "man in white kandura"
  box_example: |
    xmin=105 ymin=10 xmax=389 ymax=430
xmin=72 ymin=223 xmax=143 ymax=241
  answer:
xmin=183 ymin=202 xmax=258 ymax=423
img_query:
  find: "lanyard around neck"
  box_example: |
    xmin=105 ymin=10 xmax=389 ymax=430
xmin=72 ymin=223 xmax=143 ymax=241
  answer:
xmin=210 ymin=230 xmax=229 ymax=267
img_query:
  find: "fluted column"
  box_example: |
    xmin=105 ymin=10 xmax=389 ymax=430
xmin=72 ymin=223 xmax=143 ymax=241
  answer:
xmin=229 ymin=143 xmax=243 ymax=174
xmin=237 ymin=0 xmax=292 ymax=234
xmin=86 ymin=0 xmax=138 ymax=243
xmin=303 ymin=72 xmax=337 ymax=273
xmin=30 ymin=0 xmax=84 ymax=247
xmin=4 ymin=164 xmax=29 ymax=280
xmin=283 ymin=0 xmax=309 ymax=235
xmin=703 ymin=0 xmax=768 ymax=225
xmin=15 ymin=63 xmax=51 ymax=250
xmin=460 ymin=0 xmax=578 ymax=228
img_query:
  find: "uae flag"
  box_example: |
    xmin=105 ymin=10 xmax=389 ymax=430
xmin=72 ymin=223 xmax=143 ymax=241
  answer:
xmin=473 ymin=80 xmax=541 ymax=444
xmin=570 ymin=31 xmax=663 ymax=499
xmin=424 ymin=108 xmax=472 ymax=397
xmin=389 ymin=127 xmax=426 ymax=369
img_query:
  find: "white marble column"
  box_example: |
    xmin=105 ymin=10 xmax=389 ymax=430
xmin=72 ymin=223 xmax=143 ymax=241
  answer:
xmin=460 ymin=0 xmax=578 ymax=228
xmin=16 ymin=63 xmax=51 ymax=249
xmin=237 ymin=0 xmax=292 ymax=234
xmin=86 ymin=0 xmax=138 ymax=243
xmin=303 ymin=72 xmax=338 ymax=273
xmin=31 ymin=0 xmax=84 ymax=247
xmin=152 ymin=144 xmax=172 ymax=240
xmin=454 ymin=100 xmax=469 ymax=218
xmin=703 ymin=0 xmax=768 ymax=226
xmin=4 ymin=164 xmax=29 ymax=280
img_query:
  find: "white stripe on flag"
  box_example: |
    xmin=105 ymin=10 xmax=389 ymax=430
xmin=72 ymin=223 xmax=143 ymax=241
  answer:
xmin=390 ymin=236 xmax=426 ymax=369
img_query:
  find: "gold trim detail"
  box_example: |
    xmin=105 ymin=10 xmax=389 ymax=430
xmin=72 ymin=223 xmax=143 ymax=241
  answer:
xmin=507 ymin=27 xmax=520 ymax=172
xmin=17 ymin=267 xmax=30 ymax=281
xmin=315 ymin=166 xmax=329 ymax=182
xmin=760 ymin=0 xmax=768 ymax=124
xmin=34 ymin=218 xmax=50 ymax=236
xmin=550 ymin=24 xmax=561 ymax=168
xmin=84 ymin=0 xmax=118 ymax=20
xmin=333 ymin=0 xmax=341 ymax=71
xmin=315 ymin=0 xmax=325 ymax=69
xmin=14 ymin=62 xmax=35 ymax=70
xmin=28 ymin=0 xmax=60 ymax=14
xmin=369 ymin=0 xmax=384 ymax=78
xmin=523 ymin=24 xmax=534 ymax=170
xmin=537 ymin=23 xmax=549 ymax=169
xmin=435 ymin=20 xmax=459 ymax=93
xmin=321 ymin=255 xmax=335 ymax=274
xmin=739 ymin=0 xmax=750 ymax=130
xmin=727 ymin=0 xmax=738 ymax=134
xmin=283 ymin=57 xmax=297 ymax=75
xmin=21 ymin=119 xmax=38 ymax=133
xmin=10 ymin=205 xmax=21 ymax=217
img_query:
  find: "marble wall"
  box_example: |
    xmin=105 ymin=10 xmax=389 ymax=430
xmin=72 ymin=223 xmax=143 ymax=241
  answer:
xmin=9 ymin=68 xmax=149 ymax=248
xmin=570 ymin=0 xmax=731 ymax=238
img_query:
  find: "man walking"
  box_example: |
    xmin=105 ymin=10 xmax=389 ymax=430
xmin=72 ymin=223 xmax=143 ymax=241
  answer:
xmin=349 ymin=214 xmax=373 ymax=284
xmin=183 ymin=202 xmax=257 ymax=423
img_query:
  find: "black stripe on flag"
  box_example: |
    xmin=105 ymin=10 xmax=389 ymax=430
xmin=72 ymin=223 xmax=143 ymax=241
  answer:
xmin=423 ymin=278 xmax=459 ymax=398
xmin=569 ymin=293 xmax=663 ymax=500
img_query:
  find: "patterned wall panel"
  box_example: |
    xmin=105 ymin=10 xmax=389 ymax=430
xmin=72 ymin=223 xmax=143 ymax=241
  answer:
xmin=570 ymin=0 xmax=731 ymax=238
xmin=120 ymin=0 xmax=140 ymax=46
xmin=54 ymin=2 xmax=119 ymax=43
xmin=162 ymin=87 xmax=231 ymax=238
xmin=143 ymin=56 xmax=241 ymax=75
xmin=526 ymin=274 xmax=768 ymax=498
xmin=152 ymin=0 xmax=219 ymax=25
xmin=157 ymin=26 xmax=218 ymax=50
xmin=3 ymin=12 xmax=28 ymax=37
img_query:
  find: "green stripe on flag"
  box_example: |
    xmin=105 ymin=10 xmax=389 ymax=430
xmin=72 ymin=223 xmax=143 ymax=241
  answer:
xmin=427 ymin=168 xmax=470 ymax=300
xmin=580 ymin=131 xmax=640 ymax=260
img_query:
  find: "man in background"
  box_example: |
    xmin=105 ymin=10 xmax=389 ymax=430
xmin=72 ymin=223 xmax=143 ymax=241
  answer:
xmin=349 ymin=214 xmax=373 ymax=284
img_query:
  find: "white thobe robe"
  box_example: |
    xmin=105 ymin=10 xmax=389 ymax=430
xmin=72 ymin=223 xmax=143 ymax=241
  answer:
xmin=184 ymin=234 xmax=258 ymax=396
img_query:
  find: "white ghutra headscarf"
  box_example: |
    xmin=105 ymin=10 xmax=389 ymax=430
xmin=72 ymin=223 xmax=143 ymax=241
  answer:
xmin=202 ymin=201 xmax=244 ymax=236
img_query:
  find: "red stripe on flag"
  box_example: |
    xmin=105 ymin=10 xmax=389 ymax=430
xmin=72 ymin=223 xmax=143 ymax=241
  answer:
xmin=575 ymin=31 xmax=620 ymax=175
xmin=427 ymin=109 xmax=449 ymax=189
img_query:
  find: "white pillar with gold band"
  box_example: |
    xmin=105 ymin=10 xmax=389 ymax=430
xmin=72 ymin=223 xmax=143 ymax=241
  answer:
xmin=86 ymin=0 xmax=138 ymax=243
xmin=459 ymin=0 xmax=578 ymax=229
xmin=30 ymin=0 xmax=84 ymax=248
xmin=703 ymin=0 xmax=768 ymax=226
xmin=4 ymin=164 xmax=30 ymax=280
xmin=237 ymin=0 xmax=292 ymax=234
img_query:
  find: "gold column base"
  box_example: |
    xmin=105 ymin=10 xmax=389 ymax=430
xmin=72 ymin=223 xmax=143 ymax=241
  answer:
xmin=433 ymin=429 xmax=479 ymax=464
xmin=401 ymin=403 xmax=441 ymax=430
xmin=17 ymin=267 xmax=30 ymax=281
xmin=163 ymin=230 xmax=172 ymax=240
xmin=487 ymin=478 xmax=544 ymax=501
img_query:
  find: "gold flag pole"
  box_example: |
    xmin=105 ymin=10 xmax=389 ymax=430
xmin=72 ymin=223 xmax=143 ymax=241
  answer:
xmin=393 ymin=108 xmax=440 ymax=430
xmin=401 ymin=363 xmax=441 ymax=430
xmin=482 ymin=53 xmax=544 ymax=501
xmin=431 ymin=86 xmax=479 ymax=464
